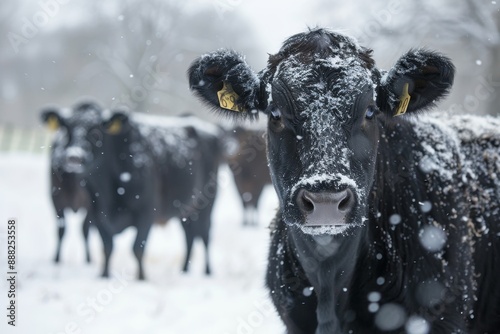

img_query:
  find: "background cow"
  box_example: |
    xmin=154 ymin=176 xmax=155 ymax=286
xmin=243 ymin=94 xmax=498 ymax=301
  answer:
xmin=188 ymin=28 xmax=500 ymax=333
xmin=41 ymin=101 xmax=103 ymax=264
xmin=224 ymin=126 xmax=271 ymax=226
xmin=43 ymin=106 xmax=221 ymax=280
xmin=101 ymin=111 xmax=221 ymax=279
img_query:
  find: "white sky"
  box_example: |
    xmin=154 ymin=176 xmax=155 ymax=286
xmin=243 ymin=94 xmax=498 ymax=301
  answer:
xmin=187 ymin=0 xmax=350 ymax=55
xmin=189 ymin=0 xmax=399 ymax=66
xmin=237 ymin=0 xmax=315 ymax=52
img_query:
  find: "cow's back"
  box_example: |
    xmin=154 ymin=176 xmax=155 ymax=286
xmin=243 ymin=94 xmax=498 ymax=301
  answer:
xmin=437 ymin=114 xmax=500 ymax=234
xmin=135 ymin=115 xmax=221 ymax=223
xmin=443 ymin=115 xmax=500 ymax=224
xmin=441 ymin=114 xmax=500 ymax=331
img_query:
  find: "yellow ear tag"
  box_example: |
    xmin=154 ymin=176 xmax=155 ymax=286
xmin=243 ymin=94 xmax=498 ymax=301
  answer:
xmin=47 ymin=115 xmax=59 ymax=131
xmin=394 ymin=83 xmax=411 ymax=116
xmin=107 ymin=119 xmax=122 ymax=135
xmin=217 ymin=82 xmax=245 ymax=112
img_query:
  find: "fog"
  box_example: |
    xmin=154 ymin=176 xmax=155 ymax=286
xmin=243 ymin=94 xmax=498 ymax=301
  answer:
xmin=1 ymin=2 xmax=499 ymax=332
xmin=1 ymin=0 xmax=499 ymax=130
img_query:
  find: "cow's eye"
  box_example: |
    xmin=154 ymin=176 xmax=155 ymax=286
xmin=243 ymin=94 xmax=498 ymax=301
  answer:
xmin=271 ymin=108 xmax=281 ymax=120
xmin=365 ymin=105 xmax=377 ymax=120
xmin=269 ymin=107 xmax=284 ymax=132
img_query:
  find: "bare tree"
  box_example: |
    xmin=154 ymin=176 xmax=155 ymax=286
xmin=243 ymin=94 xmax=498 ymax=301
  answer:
xmin=69 ymin=0 xmax=261 ymax=117
xmin=312 ymin=0 xmax=500 ymax=115
xmin=0 ymin=0 xmax=261 ymax=126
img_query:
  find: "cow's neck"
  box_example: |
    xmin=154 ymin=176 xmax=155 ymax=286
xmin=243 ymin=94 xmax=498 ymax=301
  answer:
xmin=283 ymin=120 xmax=417 ymax=330
xmin=288 ymin=224 xmax=368 ymax=331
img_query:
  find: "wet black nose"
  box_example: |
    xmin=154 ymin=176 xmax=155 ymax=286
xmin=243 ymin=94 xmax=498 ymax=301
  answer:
xmin=296 ymin=188 xmax=355 ymax=226
xmin=66 ymin=155 xmax=84 ymax=165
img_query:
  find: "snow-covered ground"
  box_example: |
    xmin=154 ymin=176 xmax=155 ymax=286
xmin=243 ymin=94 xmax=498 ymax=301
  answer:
xmin=0 ymin=153 xmax=284 ymax=334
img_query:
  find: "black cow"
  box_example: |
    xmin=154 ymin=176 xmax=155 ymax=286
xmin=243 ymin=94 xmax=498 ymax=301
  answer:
xmin=41 ymin=101 xmax=102 ymax=264
xmin=224 ymin=127 xmax=272 ymax=226
xmin=189 ymin=28 xmax=500 ymax=333
xmin=43 ymin=106 xmax=221 ymax=280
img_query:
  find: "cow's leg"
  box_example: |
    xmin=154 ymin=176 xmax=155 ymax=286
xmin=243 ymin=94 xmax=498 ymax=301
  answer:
xmin=243 ymin=203 xmax=257 ymax=227
xmin=250 ymin=206 xmax=259 ymax=226
xmin=200 ymin=223 xmax=211 ymax=275
xmin=243 ymin=195 xmax=260 ymax=226
xmin=251 ymin=186 xmax=265 ymax=226
xmin=181 ymin=220 xmax=195 ymax=273
xmin=242 ymin=202 xmax=250 ymax=226
xmin=96 ymin=225 xmax=113 ymax=278
xmin=82 ymin=215 xmax=91 ymax=263
xmin=133 ymin=223 xmax=152 ymax=280
xmin=196 ymin=205 xmax=213 ymax=275
xmin=243 ymin=206 xmax=254 ymax=227
xmin=54 ymin=210 xmax=66 ymax=263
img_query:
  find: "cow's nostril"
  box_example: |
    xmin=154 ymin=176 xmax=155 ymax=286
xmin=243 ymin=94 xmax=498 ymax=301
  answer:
xmin=68 ymin=156 xmax=83 ymax=164
xmin=301 ymin=192 xmax=315 ymax=213
xmin=339 ymin=197 xmax=350 ymax=211
xmin=297 ymin=189 xmax=315 ymax=213
xmin=338 ymin=188 xmax=354 ymax=212
xmin=295 ymin=188 xmax=355 ymax=226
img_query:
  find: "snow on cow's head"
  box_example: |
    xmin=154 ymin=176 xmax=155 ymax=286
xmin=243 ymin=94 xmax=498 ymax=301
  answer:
xmin=188 ymin=28 xmax=455 ymax=235
xmin=41 ymin=100 xmax=104 ymax=174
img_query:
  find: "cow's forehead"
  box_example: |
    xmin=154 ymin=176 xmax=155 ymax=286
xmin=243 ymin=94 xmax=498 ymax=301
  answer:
xmin=265 ymin=30 xmax=376 ymax=111
xmin=270 ymin=54 xmax=375 ymax=122
xmin=67 ymin=110 xmax=102 ymax=129
xmin=274 ymin=54 xmax=373 ymax=89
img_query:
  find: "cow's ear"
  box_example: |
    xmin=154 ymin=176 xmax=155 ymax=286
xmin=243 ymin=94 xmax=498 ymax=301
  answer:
xmin=41 ymin=108 xmax=64 ymax=131
xmin=188 ymin=49 xmax=261 ymax=120
xmin=104 ymin=111 xmax=130 ymax=135
xmin=377 ymin=49 xmax=455 ymax=116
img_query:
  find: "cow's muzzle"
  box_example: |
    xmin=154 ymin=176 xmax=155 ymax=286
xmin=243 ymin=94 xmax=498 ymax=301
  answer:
xmin=63 ymin=146 xmax=88 ymax=173
xmin=296 ymin=188 xmax=355 ymax=226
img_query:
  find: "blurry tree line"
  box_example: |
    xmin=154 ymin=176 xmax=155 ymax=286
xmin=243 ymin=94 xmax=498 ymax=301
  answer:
xmin=0 ymin=0 xmax=262 ymax=127
xmin=313 ymin=0 xmax=500 ymax=116
xmin=2 ymin=0 xmax=500 ymax=129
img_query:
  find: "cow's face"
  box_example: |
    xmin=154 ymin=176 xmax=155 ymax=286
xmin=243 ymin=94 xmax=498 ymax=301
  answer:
xmin=189 ymin=28 xmax=454 ymax=235
xmin=42 ymin=102 xmax=104 ymax=174
xmin=261 ymin=33 xmax=380 ymax=235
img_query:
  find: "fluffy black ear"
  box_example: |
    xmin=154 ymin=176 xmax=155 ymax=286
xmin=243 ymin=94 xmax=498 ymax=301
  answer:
xmin=103 ymin=111 xmax=130 ymax=135
xmin=377 ymin=49 xmax=455 ymax=116
xmin=41 ymin=108 xmax=64 ymax=131
xmin=188 ymin=49 xmax=262 ymax=120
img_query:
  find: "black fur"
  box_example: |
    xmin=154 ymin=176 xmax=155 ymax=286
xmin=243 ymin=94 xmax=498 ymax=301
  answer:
xmin=188 ymin=49 xmax=262 ymax=120
xmin=44 ymin=105 xmax=221 ymax=279
xmin=41 ymin=101 xmax=103 ymax=264
xmin=188 ymin=28 xmax=500 ymax=333
xmin=377 ymin=49 xmax=456 ymax=115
